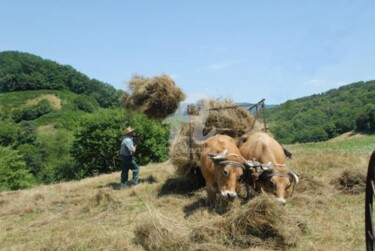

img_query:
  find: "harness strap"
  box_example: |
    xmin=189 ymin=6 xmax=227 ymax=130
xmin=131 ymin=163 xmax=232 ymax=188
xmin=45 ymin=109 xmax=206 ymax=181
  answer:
xmin=266 ymin=172 xmax=290 ymax=178
xmin=218 ymin=160 xmax=245 ymax=169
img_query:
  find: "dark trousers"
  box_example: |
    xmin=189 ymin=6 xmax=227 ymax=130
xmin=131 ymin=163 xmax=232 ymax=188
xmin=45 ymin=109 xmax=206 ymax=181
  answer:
xmin=120 ymin=155 xmax=139 ymax=184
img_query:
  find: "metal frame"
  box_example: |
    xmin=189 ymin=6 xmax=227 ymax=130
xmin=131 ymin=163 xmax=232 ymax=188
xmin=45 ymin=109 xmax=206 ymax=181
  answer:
xmin=186 ymin=99 xmax=268 ymax=163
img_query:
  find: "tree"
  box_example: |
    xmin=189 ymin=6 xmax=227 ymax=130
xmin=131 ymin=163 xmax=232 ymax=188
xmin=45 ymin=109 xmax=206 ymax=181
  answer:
xmin=356 ymin=104 xmax=375 ymax=131
xmin=0 ymin=146 xmax=35 ymax=191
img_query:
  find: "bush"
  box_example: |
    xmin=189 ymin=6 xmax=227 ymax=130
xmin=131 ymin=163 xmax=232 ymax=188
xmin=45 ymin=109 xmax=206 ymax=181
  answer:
xmin=14 ymin=121 xmax=37 ymax=146
xmin=0 ymin=146 xmax=35 ymax=191
xmin=12 ymin=99 xmax=52 ymax=122
xmin=71 ymin=109 xmax=169 ymax=179
xmin=0 ymin=120 xmax=19 ymax=146
xmin=36 ymin=129 xmax=74 ymax=183
xmin=73 ymin=95 xmax=98 ymax=113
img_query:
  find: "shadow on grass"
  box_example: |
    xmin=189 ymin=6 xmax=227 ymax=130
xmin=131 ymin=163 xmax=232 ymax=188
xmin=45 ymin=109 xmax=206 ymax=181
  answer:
xmin=183 ymin=197 xmax=206 ymax=218
xmin=157 ymin=177 xmax=204 ymax=197
xmin=99 ymin=175 xmax=158 ymax=190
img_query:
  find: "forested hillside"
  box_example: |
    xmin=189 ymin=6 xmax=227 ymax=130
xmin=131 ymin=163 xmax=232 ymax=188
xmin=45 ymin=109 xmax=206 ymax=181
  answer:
xmin=0 ymin=51 xmax=122 ymax=107
xmin=0 ymin=52 xmax=170 ymax=191
xmin=267 ymin=81 xmax=375 ymax=144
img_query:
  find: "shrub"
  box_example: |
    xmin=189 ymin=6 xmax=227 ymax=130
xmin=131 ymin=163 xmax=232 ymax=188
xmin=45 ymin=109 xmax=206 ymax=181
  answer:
xmin=36 ymin=129 xmax=74 ymax=183
xmin=71 ymin=109 xmax=169 ymax=179
xmin=0 ymin=120 xmax=19 ymax=146
xmin=12 ymin=99 xmax=52 ymax=122
xmin=0 ymin=146 xmax=35 ymax=191
xmin=73 ymin=95 xmax=98 ymax=113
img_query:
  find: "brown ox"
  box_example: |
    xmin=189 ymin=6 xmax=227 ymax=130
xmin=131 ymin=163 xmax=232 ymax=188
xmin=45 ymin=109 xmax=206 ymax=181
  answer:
xmin=239 ymin=131 xmax=299 ymax=205
xmin=200 ymin=134 xmax=245 ymax=209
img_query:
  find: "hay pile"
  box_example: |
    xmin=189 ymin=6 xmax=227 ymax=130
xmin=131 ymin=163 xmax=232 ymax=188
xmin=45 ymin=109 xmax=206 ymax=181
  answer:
xmin=190 ymin=194 xmax=303 ymax=249
xmin=332 ymin=168 xmax=366 ymax=194
xmin=133 ymin=206 xmax=190 ymax=250
xmin=169 ymin=99 xmax=262 ymax=181
xmin=122 ymin=74 xmax=186 ymax=120
xmin=223 ymin=195 xmax=303 ymax=248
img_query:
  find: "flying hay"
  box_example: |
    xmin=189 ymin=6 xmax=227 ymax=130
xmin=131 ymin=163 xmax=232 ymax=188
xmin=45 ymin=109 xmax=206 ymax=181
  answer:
xmin=123 ymin=74 xmax=186 ymax=120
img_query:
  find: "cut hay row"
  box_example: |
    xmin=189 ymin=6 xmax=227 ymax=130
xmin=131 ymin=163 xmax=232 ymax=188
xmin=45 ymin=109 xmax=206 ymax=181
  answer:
xmin=134 ymin=194 xmax=303 ymax=250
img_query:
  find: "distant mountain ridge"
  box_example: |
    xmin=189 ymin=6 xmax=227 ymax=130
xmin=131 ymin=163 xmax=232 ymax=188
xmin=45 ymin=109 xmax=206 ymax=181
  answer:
xmin=267 ymin=81 xmax=375 ymax=143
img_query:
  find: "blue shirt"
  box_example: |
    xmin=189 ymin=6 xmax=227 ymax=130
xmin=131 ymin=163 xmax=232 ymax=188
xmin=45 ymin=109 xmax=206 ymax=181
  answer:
xmin=120 ymin=136 xmax=135 ymax=156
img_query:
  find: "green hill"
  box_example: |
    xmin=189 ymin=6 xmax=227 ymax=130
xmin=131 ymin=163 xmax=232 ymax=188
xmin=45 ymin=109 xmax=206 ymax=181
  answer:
xmin=267 ymin=81 xmax=375 ymax=144
xmin=0 ymin=52 xmax=170 ymax=191
xmin=0 ymin=51 xmax=122 ymax=108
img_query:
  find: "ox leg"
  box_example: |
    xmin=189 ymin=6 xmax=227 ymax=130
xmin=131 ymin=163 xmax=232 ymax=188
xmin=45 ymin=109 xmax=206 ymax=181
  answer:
xmin=245 ymin=184 xmax=250 ymax=200
xmin=206 ymin=188 xmax=217 ymax=210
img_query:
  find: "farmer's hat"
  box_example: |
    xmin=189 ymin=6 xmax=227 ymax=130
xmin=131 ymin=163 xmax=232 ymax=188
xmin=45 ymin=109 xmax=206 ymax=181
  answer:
xmin=125 ymin=127 xmax=135 ymax=134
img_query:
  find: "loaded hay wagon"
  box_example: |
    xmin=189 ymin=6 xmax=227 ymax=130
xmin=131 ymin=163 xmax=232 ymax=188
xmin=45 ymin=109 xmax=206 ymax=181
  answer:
xmin=169 ymin=98 xmax=269 ymax=186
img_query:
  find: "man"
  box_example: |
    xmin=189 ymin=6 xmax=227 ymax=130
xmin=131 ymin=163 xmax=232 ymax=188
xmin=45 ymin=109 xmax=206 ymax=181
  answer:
xmin=120 ymin=127 xmax=139 ymax=189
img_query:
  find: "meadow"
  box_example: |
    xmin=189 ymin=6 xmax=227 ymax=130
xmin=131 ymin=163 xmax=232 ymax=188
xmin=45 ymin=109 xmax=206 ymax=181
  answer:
xmin=0 ymin=132 xmax=374 ymax=250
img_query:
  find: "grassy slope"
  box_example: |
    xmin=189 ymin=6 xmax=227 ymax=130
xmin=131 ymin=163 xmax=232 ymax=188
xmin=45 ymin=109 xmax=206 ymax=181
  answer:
xmin=0 ymin=89 xmax=91 ymax=129
xmin=1 ymin=134 xmax=374 ymax=250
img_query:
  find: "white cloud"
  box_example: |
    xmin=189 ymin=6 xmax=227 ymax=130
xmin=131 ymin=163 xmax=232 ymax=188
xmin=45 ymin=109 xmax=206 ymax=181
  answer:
xmin=208 ymin=60 xmax=239 ymax=71
xmin=303 ymin=79 xmax=326 ymax=87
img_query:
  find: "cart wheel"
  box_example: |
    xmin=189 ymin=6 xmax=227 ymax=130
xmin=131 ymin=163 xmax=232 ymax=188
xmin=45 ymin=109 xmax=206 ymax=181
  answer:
xmin=366 ymin=151 xmax=375 ymax=251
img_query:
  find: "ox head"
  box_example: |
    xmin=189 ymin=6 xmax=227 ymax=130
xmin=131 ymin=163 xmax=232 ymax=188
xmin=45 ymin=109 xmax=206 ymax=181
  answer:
xmin=249 ymin=163 xmax=299 ymax=205
xmin=209 ymin=150 xmax=244 ymax=202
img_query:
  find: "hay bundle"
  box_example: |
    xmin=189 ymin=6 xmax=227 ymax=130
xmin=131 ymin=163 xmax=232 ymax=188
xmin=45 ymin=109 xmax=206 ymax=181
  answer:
xmin=123 ymin=74 xmax=186 ymax=120
xmin=133 ymin=206 xmax=190 ymax=251
xmin=203 ymin=99 xmax=261 ymax=137
xmin=223 ymin=194 xmax=303 ymax=249
xmin=169 ymin=99 xmax=261 ymax=182
xmin=332 ymin=168 xmax=366 ymax=194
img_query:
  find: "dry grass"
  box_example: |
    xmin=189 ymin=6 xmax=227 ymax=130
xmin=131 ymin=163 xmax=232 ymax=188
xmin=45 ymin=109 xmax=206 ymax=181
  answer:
xmin=26 ymin=94 xmax=62 ymax=109
xmin=37 ymin=124 xmax=57 ymax=134
xmin=1 ymin=136 xmax=374 ymax=250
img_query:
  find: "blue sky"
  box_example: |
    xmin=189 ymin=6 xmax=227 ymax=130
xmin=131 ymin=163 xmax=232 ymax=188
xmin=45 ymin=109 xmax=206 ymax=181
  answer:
xmin=1 ymin=1 xmax=375 ymax=104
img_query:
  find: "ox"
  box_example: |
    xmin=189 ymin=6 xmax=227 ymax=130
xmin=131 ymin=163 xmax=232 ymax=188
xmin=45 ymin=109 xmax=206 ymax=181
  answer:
xmin=238 ymin=131 xmax=299 ymax=205
xmin=200 ymin=134 xmax=245 ymax=209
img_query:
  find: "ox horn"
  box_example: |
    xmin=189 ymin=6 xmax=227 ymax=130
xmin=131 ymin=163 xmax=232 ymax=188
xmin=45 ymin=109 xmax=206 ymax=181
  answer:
xmin=288 ymin=170 xmax=299 ymax=197
xmin=289 ymin=170 xmax=299 ymax=185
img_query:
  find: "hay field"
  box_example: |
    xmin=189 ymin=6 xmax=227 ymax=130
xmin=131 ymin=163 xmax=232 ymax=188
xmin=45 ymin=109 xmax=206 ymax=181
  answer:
xmin=1 ymin=134 xmax=374 ymax=250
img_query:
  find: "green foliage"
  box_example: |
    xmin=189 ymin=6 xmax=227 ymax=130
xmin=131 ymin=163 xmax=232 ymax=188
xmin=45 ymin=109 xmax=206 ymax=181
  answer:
xmin=0 ymin=120 xmax=19 ymax=146
xmin=268 ymin=81 xmax=375 ymax=143
xmin=73 ymin=95 xmax=98 ymax=113
xmin=17 ymin=143 xmax=44 ymax=176
xmin=36 ymin=129 xmax=74 ymax=183
xmin=0 ymin=51 xmax=122 ymax=108
xmin=129 ymin=112 xmax=170 ymax=165
xmin=71 ymin=109 xmax=169 ymax=179
xmin=0 ymin=146 xmax=35 ymax=191
xmin=356 ymin=104 xmax=375 ymax=131
xmin=12 ymin=99 xmax=53 ymax=122
xmin=71 ymin=109 xmax=124 ymax=178
xmin=14 ymin=121 xmax=37 ymax=146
